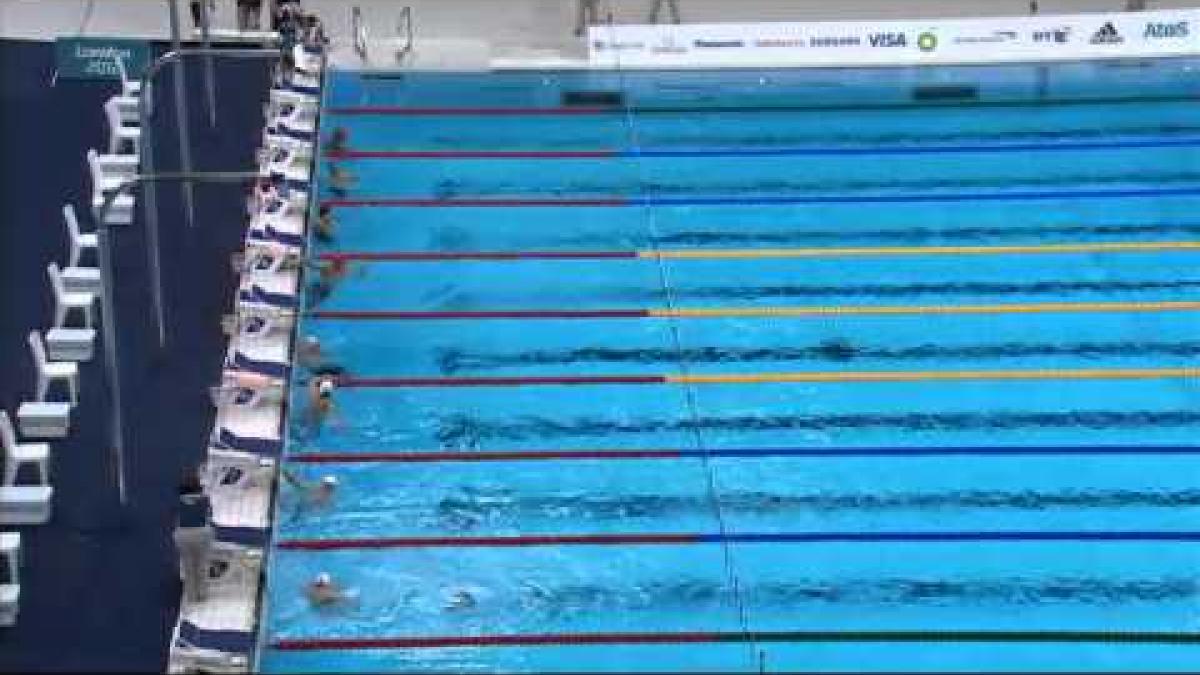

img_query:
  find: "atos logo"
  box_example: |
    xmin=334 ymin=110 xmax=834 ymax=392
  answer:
xmin=1144 ymin=21 xmax=1188 ymax=38
xmin=868 ymin=32 xmax=907 ymax=47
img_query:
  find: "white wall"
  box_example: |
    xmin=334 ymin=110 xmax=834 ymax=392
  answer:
xmin=6 ymin=0 xmax=1200 ymax=40
xmin=3 ymin=0 xmax=1198 ymax=64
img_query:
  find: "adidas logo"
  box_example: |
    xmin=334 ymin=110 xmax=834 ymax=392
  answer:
xmin=1090 ymin=22 xmax=1124 ymax=44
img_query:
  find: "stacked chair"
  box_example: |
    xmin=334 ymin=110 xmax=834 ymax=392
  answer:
xmin=0 ymin=51 xmax=146 ymax=629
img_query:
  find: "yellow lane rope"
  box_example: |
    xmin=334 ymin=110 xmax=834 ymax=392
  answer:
xmin=655 ymin=300 xmax=1200 ymax=318
xmin=642 ymin=240 xmax=1200 ymax=260
xmin=669 ymin=367 xmax=1200 ymax=385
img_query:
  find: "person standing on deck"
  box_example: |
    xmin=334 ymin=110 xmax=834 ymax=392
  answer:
xmin=174 ymin=467 xmax=215 ymax=603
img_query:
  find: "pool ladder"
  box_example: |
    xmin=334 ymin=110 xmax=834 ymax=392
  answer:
xmin=396 ymin=6 xmax=414 ymax=63
xmin=351 ymin=6 xmax=368 ymax=62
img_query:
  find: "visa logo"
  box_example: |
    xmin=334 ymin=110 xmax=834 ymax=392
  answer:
xmin=1145 ymin=21 xmax=1188 ymax=38
xmin=868 ymin=33 xmax=907 ymax=47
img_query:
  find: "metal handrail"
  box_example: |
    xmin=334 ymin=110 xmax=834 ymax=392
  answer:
xmin=351 ymin=6 xmax=369 ymax=62
xmin=396 ymin=6 xmax=414 ymax=62
xmin=137 ymin=48 xmax=296 ymax=353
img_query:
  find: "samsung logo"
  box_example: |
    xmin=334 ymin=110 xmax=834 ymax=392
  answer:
xmin=809 ymin=36 xmax=861 ymax=47
xmin=1144 ymin=21 xmax=1188 ymax=38
xmin=754 ymin=38 xmax=806 ymax=48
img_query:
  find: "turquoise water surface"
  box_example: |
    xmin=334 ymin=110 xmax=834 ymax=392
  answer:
xmin=261 ymin=60 xmax=1200 ymax=672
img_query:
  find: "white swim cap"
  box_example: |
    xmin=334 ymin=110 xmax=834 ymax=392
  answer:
xmin=321 ymin=475 xmax=339 ymax=488
xmin=315 ymin=572 xmax=332 ymax=586
xmin=318 ymin=379 xmax=335 ymax=395
xmin=304 ymin=335 xmax=319 ymax=346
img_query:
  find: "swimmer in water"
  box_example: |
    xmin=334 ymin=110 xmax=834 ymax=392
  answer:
xmin=327 ymin=162 xmax=358 ymax=198
xmin=444 ymin=588 xmax=477 ymax=611
xmin=306 ymin=257 xmax=360 ymax=307
xmin=302 ymin=375 xmax=341 ymax=435
xmin=306 ymin=572 xmax=349 ymax=607
xmin=324 ymin=127 xmax=349 ymax=155
xmin=282 ymin=468 xmax=338 ymax=508
xmin=315 ymin=204 xmax=335 ymax=244
xmin=297 ymin=335 xmax=347 ymax=377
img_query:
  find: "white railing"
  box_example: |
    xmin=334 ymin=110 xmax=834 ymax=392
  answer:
xmin=351 ymin=6 xmax=368 ymax=62
xmin=396 ymin=6 xmax=414 ymax=62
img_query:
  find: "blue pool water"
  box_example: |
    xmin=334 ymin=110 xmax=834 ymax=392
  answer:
xmin=261 ymin=60 xmax=1200 ymax=672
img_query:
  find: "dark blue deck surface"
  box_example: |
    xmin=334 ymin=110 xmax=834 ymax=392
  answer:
xmin=0 ymin=39 xmax=269 ymax=671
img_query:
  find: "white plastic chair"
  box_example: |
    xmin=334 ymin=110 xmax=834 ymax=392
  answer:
xmin=104 ymin=97 xmax=141 ymax=155
xmin=0 ymin=412 xmax=48 ymax=486
xmin=47 ymin=263 xmax=95 ymax=329
xmin=114 ymin=55 xmax=141 ymax=98
xmin=62 ymin=205 xmax=97 ymax=269
xmin=28 ymin=331 xmax=79 ymax=405
xmin=87 ymin=149 xmax=135 ymax=197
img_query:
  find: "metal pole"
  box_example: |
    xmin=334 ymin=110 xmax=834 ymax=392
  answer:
xmin=97 ymin=171 xmax=260 ymax=507
xmin=200 ymin=0 xmax=218 ymax=129
xmin=137 ymin=47 xmax=284 ymax=353
xmin=167 ymin=0 xmax=197 ymax=229
xmin=95 ymin=205 xmax=126 ymax=506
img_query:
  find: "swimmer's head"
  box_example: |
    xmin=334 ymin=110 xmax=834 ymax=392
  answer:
xmin=303 ymin=335 xmax=320 ymax=349
xmin=317 ymin=378 xmax=335 ymax=397
xmin=320 ymin=475 xmax=339 ymax=489
xmin=314 ymin=572 xmax=332 ymax=587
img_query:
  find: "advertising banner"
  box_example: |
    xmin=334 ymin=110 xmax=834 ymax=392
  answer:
xmin=55 ymin=37 xmax=151 ymax=80
xmin=589 ymin=9 xmax=1199 ymax=68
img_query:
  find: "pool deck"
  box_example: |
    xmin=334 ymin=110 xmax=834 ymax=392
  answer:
xmin=0 ymin=42 xmax=270 ymax=670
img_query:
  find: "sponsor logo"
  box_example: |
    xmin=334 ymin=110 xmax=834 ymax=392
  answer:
xmin=1090 ymin=22 xmax=1124 ymax=44
xmin=868 ymin=32 xmax=907 ymax=47
xmin=693 ymin=39 xmax=745 ymax=48
xmin=592 ymin=40 xmax=645 ymax=52
xmin=754 ymin=38 xmax=806 ymax=48
xmin=808 ymin=35 xmax=862 ymax=48
xmin=953 ymin=30 xmax=1017 ymax=44
xmin=1145 ymin=21 xmax=1189 ymax=38
xmin=651 ymin=35 xmax=688 ymax=54
xmin=917 ymin=31 xmax=938 ymax=51
xmin=1032 ymin=27 xmax=1071 ymax=43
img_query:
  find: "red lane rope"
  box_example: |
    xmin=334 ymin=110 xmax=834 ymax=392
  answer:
xmin=318 ymin=251 xmax=637 ymax=262
xmin=321 ymin=198 xmax=629 ymax=208
xmin=273 ymin=632 xmax=723 ymax=650
xmin=326 ymin=150 xmax=617 ymax=159
xmin=290 ymin=450 xmax=684 ymax=463
xmin=271 ymin=630 xmax=1200 ymax=651
xmin=310 ymin=309 xmax=650 ymax=320
xmin=336 ymin=375 xmax=665 ymax=387
xmin=325 ymin=106 xmax=614 ymax=116
xmin=277 ymin=533 xmax=697 ymax=550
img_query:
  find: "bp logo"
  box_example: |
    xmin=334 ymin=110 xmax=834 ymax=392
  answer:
xmin=917 ymin=32 xmax=938 ymax=51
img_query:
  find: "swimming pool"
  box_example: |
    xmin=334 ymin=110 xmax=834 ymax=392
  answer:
xmin=260 ymin=60 xmax=1200 ymax=672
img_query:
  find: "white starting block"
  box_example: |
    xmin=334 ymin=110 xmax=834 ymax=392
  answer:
xmin=0 ymin=583 xmax=16 ymax=627
xmin=46 ymin=327 xmax=97 ymax=362
xmin=0 ymin=486 xmax=53 ymax=525
xmin=0 ymin=534 xmax=17 ymax=623
xmin=17 ymin=402 xmax=71 ymax=439
xmin=62 ymin=267 xmax=102 ymax=294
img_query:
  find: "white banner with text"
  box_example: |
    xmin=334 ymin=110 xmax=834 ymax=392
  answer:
xmin=589 ymin=9 xmax=1199 ymax=68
